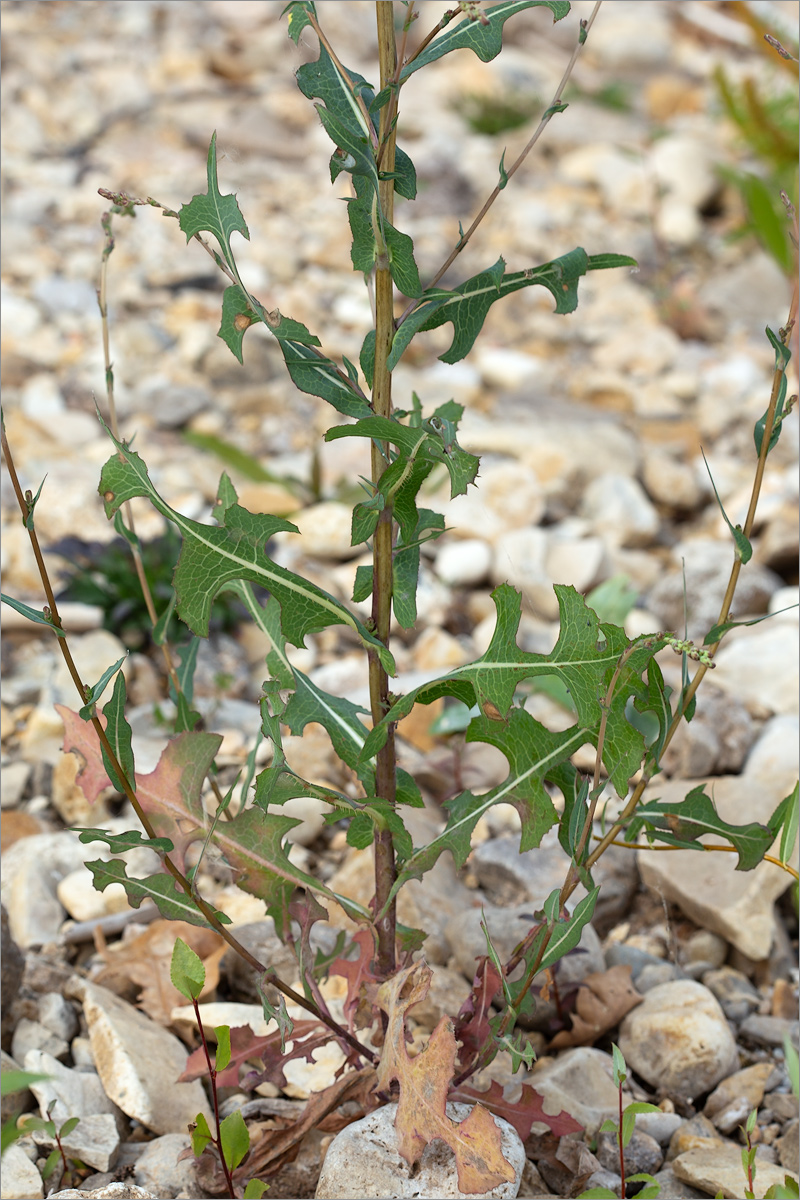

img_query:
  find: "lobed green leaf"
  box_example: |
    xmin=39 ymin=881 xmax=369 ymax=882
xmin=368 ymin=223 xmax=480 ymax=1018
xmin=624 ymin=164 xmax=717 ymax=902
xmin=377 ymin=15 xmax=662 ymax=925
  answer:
xmin=325 ymin=409 xmax=478 ymax=501
xmin=280 ymin=340 xmax=372 ymax=420
xmin=85 ymin=860 xmax=231 ymax=927
xmin=76 ymin=828 xmax=174 ymax=855
xmin=387 ymin=710 xmax=583 ymax=897
xmin=296 ymin=35 xmax=375 ymax=144
xmin=399 ymin=1 xmax=571 ymax=81
xmin=362 ymin=585 xmax=667 ymax=797
xmin=389 ymin=250 xmax=636 ymax=369
xmin=213 ymin=802 xmax=370 ymax=930
xmin=626 ymin=785 xmax=774 ymax=871
xmin=178 ymin=132 xmax=249 ymax=274
xmin=228 ymin=583 xmax=375 ymax=775
xmin=97 ymin=426 xmax=394 ymax=674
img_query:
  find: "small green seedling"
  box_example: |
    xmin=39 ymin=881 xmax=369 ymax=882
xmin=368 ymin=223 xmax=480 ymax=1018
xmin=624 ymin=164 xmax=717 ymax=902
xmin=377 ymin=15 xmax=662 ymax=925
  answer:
xmin=579 ymin=1043 xmax=661 ymax=1200
xmin=171 ymin=937 xmax=268 ymax=1198
xmin=17 ymin=1100 xmax=83 ymax=1191
xmin=737 ymin=1104 xmax=800 ymax=1200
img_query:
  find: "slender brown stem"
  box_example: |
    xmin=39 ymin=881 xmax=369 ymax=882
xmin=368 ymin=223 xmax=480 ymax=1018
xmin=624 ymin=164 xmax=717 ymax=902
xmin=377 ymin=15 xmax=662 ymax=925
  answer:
xmin=603 ymin=839 xmax=799 ymax=879
xmin=375 ymin=1 xmax=415 ymax=174
xmin=398 ymin=0 xmax=603 ymax=324
xmin=0 ymin=423 xmax=377 ymax=1068
xmin=400 ymin=5 xmax=454 ymax=74
xmin=192 ymin=994 xmax=236 ymax=1198
xmin=370 ymin=0 xmax=400 ymax=980
xmin=617 ymin=1075 xmax=626 ymax=1196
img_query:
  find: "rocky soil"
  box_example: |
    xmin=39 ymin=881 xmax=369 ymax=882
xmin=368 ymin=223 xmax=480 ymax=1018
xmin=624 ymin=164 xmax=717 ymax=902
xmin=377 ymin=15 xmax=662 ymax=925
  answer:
xmin=1 ymin=2 xmax=798 ymax=1199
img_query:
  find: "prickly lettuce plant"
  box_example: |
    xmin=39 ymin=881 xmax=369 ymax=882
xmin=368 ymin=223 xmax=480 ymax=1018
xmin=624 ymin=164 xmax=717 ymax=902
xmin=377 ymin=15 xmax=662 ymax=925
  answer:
xmin=2 ymin=2 xmax=798 ymax=1194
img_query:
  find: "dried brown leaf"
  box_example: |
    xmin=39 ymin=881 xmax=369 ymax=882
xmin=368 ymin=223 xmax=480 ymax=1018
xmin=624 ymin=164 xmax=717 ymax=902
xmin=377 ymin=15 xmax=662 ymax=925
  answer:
xmin=239 ymin=1066 xmax=376 ymax=1182
xmin=374 ymin=961 xmax=515 ymax=1195
xmin=180 ymin=1020 xmax=329 ymax=1090
xmin=94 ymin=920 xmax=224 ymax=1026
xmin=548 ymin=963 xmax=643 ymax=1049
xmin=57 ymin=704 xmax=220 ymax=872
xmin=453 ymin=956 xmax=502 ymax=1069
xmin=528 ymin=1131 xmax=600 ymax=1198
xmin=57 ymin=705 xmax=115 ymax=805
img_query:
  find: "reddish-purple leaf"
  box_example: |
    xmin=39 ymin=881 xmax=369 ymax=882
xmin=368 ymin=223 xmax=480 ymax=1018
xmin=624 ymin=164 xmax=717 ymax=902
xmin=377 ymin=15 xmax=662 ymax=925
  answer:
xmin=454 ymin=955 xmax=503 ymax=1067
xmin=450 ymin=1079 xmax=583 ymax=1141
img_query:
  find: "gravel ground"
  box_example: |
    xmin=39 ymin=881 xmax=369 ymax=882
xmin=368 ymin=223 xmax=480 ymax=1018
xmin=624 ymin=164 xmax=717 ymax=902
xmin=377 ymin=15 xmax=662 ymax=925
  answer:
xmin=1 ymin=3 xmax=798 ymax=1199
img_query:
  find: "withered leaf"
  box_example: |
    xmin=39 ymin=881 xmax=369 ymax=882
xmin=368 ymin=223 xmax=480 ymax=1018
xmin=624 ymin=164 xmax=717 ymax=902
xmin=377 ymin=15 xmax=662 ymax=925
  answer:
xmin=548 ymin=963 xmax=643 ymax=1049
xmin=374 ymin=960 xmax=515 ymax=1194
xmin=330 ymin=928 xmax=378 ymax=1030
xmin=180 ymin=1020 xmax=325 ymax=1090
xmin=94 ymin=919 xmax=224 ymax=1027
xmin=454 ymin=956 xmax=502 ymax=1069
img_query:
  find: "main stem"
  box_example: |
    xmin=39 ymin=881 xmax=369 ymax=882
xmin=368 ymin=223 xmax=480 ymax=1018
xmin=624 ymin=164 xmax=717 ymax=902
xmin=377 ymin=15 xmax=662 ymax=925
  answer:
xmin=370 ymin=0 xmax=399 ymax=978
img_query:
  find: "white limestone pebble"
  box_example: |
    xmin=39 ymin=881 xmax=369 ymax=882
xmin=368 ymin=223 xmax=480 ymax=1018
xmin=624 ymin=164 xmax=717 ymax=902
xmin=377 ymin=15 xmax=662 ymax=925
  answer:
xmin=618 ymin=981 xmax=738 ymax=1102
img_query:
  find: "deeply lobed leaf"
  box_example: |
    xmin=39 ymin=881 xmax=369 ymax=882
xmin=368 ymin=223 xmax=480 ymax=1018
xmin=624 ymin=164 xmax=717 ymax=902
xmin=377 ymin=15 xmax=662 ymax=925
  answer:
xmin=374 ymin=961 xmax=516 ymax=1193
xmin=389 ymin=251 xmax=637 ymax=369
xmin=98 ymin=426 xmax=395 ymax=674
xmin=362 ymin=585 xmax=667 ymax=798
xmin=399 ymin=1 xmax=571 ymax=80
xmin=85 ymin=860 xmax=230 ymax=928
xmin=626 ymin=786 xmax=776 ymax=871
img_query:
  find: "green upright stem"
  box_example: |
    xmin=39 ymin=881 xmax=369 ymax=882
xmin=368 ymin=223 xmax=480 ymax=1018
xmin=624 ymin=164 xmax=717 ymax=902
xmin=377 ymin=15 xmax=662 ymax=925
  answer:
xmin=370 ymin=0 xmax=399 ymax=978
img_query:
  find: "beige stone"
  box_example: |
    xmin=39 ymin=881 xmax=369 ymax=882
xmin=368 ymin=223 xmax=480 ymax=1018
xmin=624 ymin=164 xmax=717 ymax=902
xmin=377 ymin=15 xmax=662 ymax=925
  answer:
xmin=290 ymin=501 xmax=359 ymax=559
xmin=672 ymin=1142 xmax=799 ymax=1199
xmin=236 ymin=480 xmax=299 ymax=516
xmin=704 ymin=1062 xmax=776 ymax=1135
xmin=412 ymin=626 xmax=469 ymax=671
xmin=57 ymin=868 xmax=129 ymax=922
xmin=618 ymin=981 xmax=738 ymax=1102
xmin=81 ymin=982 xmax=212 ymax=1135
xmin=51 ymin=752 xmax=111 ymax=826
xmin=528 ymin=1047 xmax=632 ymax=1138
xmin=638 ymin=773 xmax=796 ymax=960
xmin=0 ymin=1142 xmax=44 ymax=1200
